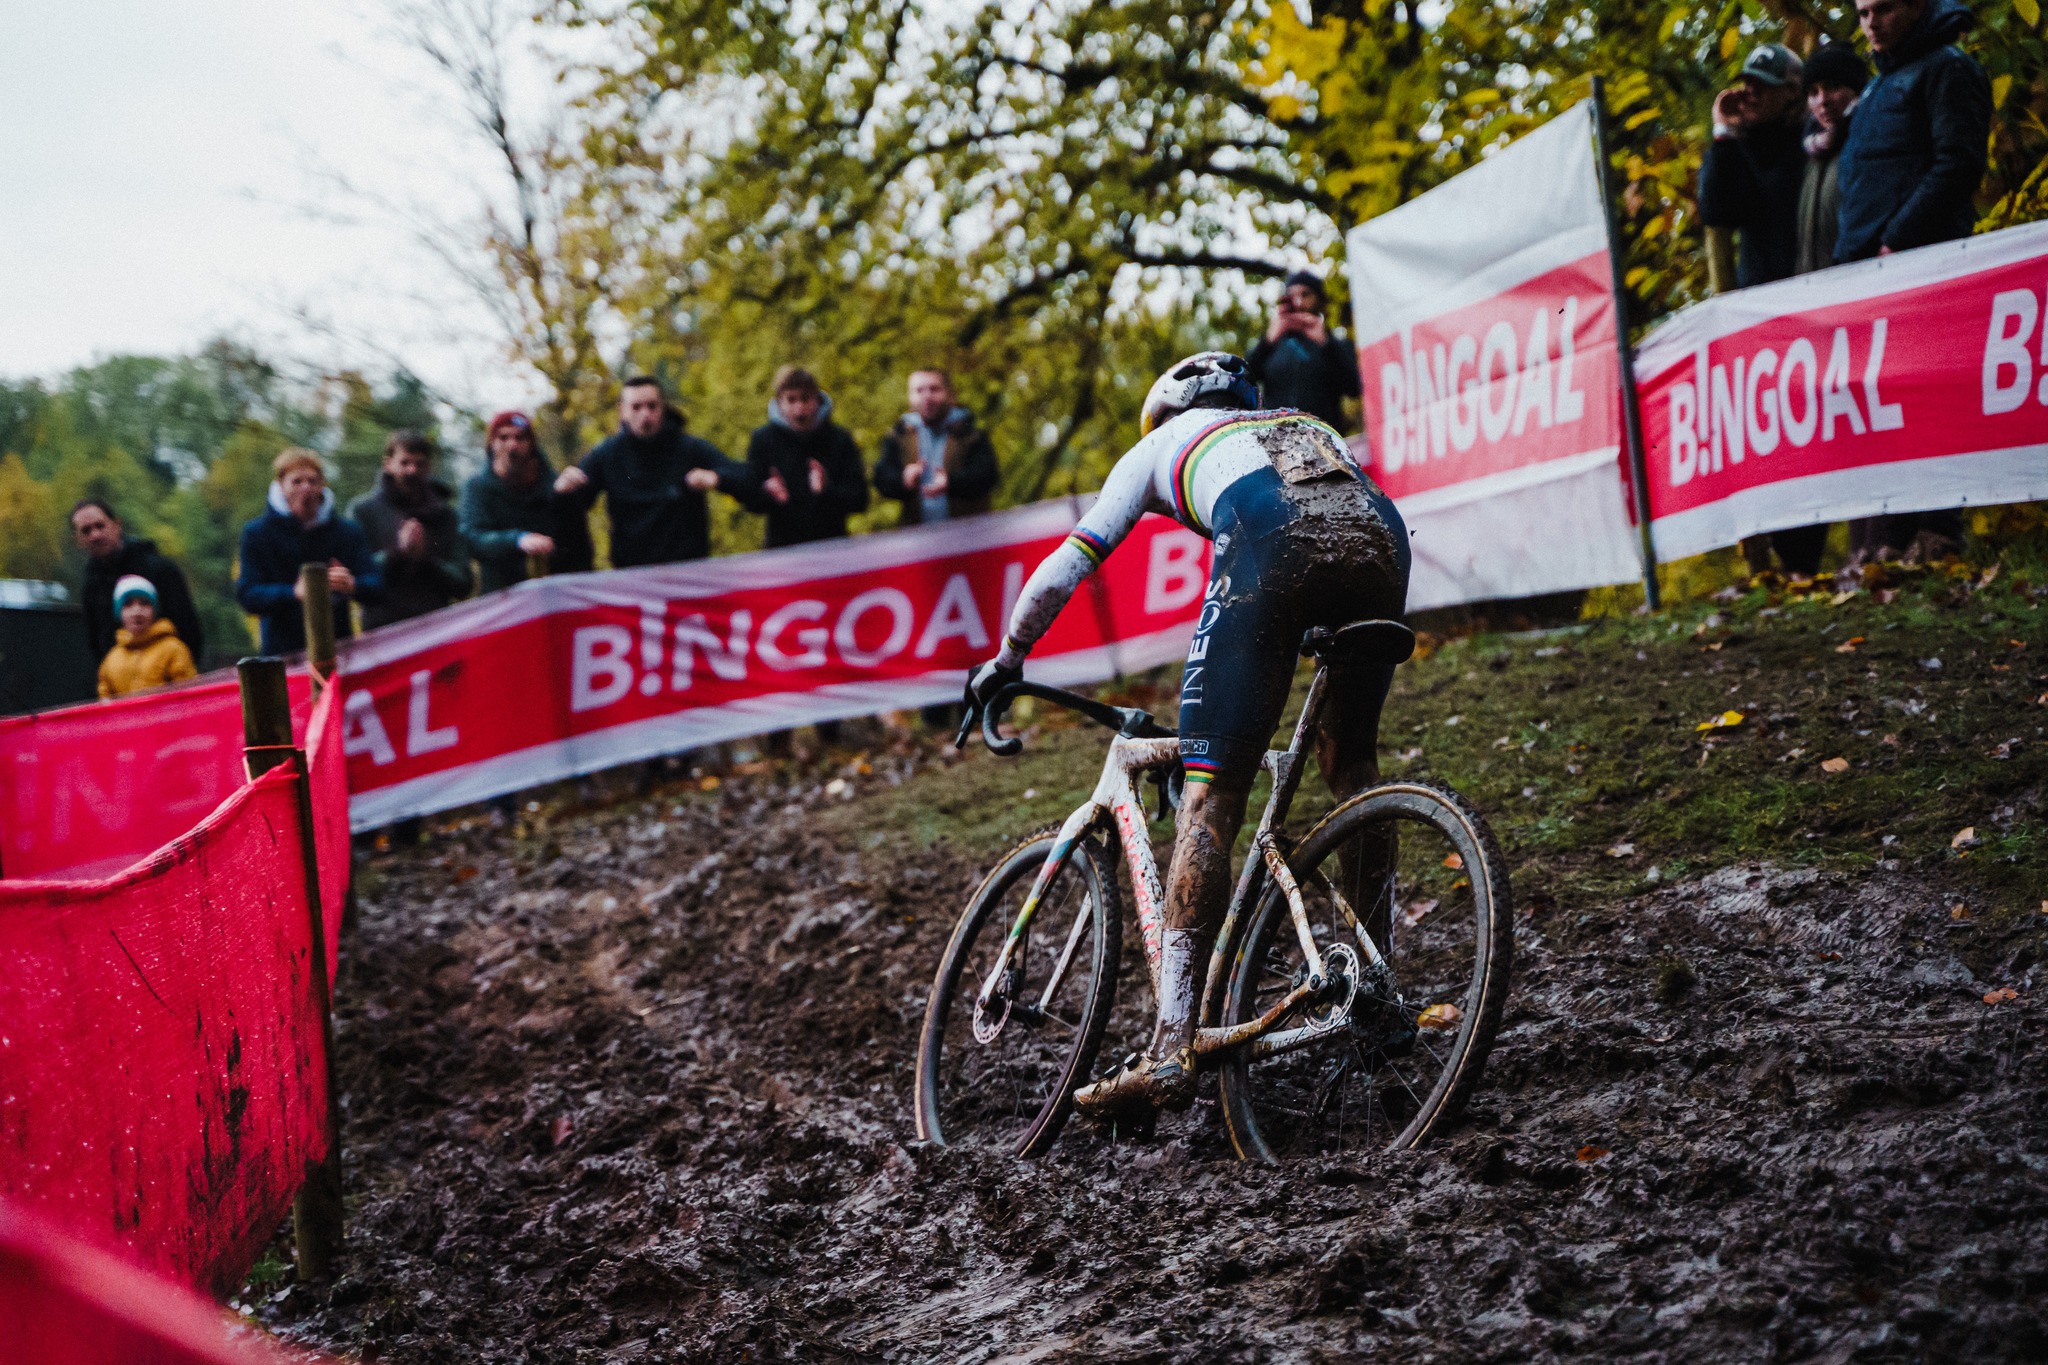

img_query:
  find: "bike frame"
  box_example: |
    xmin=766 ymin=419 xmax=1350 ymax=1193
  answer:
xmin=974 ymin=663 xmax=1389 ymax=1064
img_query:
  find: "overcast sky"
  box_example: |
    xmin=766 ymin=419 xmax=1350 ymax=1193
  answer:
xmin=0 ymin=0 xmax=556 ymax=410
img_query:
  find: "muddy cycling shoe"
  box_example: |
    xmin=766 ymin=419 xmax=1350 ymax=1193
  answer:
xmin=1073 ymin=1047 xmax=1197 ymax=1119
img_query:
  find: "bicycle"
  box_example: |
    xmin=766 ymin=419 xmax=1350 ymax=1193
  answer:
xmin=913 ymin=619 xmax=1512 ymax=1162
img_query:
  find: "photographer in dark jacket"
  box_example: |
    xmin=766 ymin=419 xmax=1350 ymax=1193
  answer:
xmin=463 ymin=410 xmax=595 ymax=592
xmin=1245 ymin=271 xmax=1360 ymax=432
xmin=874 ymin=369 xmax=999 ymax=525
xmin=1700 ymin=44 xmax=1809 ymax=290
xmin=554 ymin=376 xmax=756 ymax=566
xmin=346 ymin=430 xmax=472 ymax=628
xmin=1836 ymin=0 xmax=1991 ymax=263
xmin=71 ymin=498 xmax=206 ymax=666
xmin=744 ymin=366 xmax=870 ymax=548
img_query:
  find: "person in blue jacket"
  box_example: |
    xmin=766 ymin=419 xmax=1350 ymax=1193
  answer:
xmin=1834 ymin=0 xmax=1991 ymax=264
xmin=235 ymin=448 xmax=384 ymax=655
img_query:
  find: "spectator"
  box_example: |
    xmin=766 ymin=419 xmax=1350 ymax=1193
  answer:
xmin=874 ymin=370 xmax=999 ymax=525
xmin=1796 ymin=43 xmax=1872 ymax=275
xmin=346 ymin=430 xmax=472 ymax=629
xmin=464 ymin=410 xmax=595 ymax=593
xmin=1837 ymin=0 xmax=1991 ymax=567
xmin=96 ymin=575 xmax=197 ymax=698
xmin=1244 ymin=271 xmax=1361 ymax=431
xmin=744 ymin=366 xmax=870 ymax=548
xmin=1836 ymin=0 xmax=1991 ymax=264
xmin=235 ymin=449 xmax=383 ymax=655
xmin=70 ymin=499 xmax=206 ymax=668
xmin=554 ymin=376 xmax=755 ymax=567
xmin=1700 ymin=44 xmax=1808 ymax=291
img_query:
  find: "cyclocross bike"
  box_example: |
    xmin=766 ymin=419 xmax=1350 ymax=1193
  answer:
xmin=914 ymin=619 xmax=1512 ymax=1162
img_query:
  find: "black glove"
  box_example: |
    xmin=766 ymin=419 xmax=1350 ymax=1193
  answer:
xmin=961 ymin=659 xmax=1022 ymax=728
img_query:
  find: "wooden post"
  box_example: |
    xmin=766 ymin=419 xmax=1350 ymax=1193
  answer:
xmin=1589 ymin=77 xmax=1663 ymax=612
xmin=525 ymin=547 xmax=551 ymax=582
xmin=298 ymin=563 xmax=336 ymax=684
xmin=238 ymin=657 xmax=344 ymax=1282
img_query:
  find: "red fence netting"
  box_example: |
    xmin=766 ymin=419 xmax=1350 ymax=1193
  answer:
xmin=0 ymin=670 xmax=315 ymax=882
xmin=0 ymin=764 xmax=331 ymax=1298
xmin=0 ymin=1200 xmax=326 ymax=1364
xmin=303 ymin=682 xmax=349 ymax=987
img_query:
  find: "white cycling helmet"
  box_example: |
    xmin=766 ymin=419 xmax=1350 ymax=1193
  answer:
xmin=1139 ymin=351 xmax=1260 ymax=435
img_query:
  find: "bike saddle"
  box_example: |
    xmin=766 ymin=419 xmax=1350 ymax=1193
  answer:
xmin=1300 ymin=619 xmax=1416 ymax=666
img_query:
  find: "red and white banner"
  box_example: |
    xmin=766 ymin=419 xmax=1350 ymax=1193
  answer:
xmin=336 ymin=500 xmax=1208 ymax=829
xmin=1347 ymin=101 xmax=1643 ymax=609
xmin=1636 ymin=220 xmax=2048 ymax=558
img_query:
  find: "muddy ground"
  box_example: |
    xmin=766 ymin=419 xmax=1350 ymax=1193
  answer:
xmin=260 ymin=747 xmax=2048 ymax=1364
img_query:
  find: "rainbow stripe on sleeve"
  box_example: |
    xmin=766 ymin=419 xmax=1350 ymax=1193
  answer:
xmin=1181 ymin=756 xmax=1221 ymax=785
xmin=1167 ymin=410 xmax=1339 ymax=532
xmin=1063 ymin=527 xmax=1112 ymax=566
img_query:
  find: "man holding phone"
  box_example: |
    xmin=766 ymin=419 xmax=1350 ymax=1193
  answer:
xmin=1700 ymin=43 xmax=1808 ymax=291
xmin=1244 ymin=270 xmax=1360 ymax=433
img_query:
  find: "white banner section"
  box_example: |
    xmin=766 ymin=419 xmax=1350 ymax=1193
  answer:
xmin=1347 ymin=101 xmax=1642 ymax=609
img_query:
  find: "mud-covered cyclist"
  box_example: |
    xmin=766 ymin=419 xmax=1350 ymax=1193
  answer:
xmin=962 ymin=352 xmax=1412 ymax=1117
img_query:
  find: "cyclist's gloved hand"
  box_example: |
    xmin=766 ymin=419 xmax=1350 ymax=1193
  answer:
xmin=963 ymin=659 xmax=1022 ymax=719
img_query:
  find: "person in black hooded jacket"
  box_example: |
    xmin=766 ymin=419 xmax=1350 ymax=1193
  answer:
xmin=1699 ymin=43 xmax=1810 ymax=289
xmin=744 ymin=366 xmax=870 ymax=549
xmin=554 ymin=376 xmax=757 ymax=567
xmin=71 ymin=498 xmax=207 ymax=666
xmin=1835 ymin=0 xmax=1991 ymax=263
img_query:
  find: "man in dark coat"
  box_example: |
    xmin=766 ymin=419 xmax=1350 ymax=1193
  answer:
xmin=1244 ymin=271 xmax=1361 ymax=431
xmin=744 ymin=366 xmax=870 ymax=548
xmin=874 ymin=369 xmax=1000 ymax=525
xmin=1835 ymin=0 xmax=1991 ymax=263
xmin=1700 ymin=44 xmax=1809 ymax=289
xmin=1837 ymin=0 xmax=1990 ymax=567
xmin=235 ymin=449 xmax=384 ymax=655
xmin=71 ymin=498 xmax=206 ymax=666
xmin=346 ymin=430 xmax=472 ymax=629
xmin=554 ymin=376 xmax=755 ymax=567
xmin=463 ymin=410 xmax=596 ymax=593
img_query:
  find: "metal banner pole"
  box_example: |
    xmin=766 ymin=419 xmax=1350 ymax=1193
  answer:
xmin=1589 ymin=76 xmax=1663 ymax=611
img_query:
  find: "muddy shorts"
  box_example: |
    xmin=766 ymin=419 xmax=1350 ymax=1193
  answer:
xmin=1177 ymin=465 xmax=1409 ymax=787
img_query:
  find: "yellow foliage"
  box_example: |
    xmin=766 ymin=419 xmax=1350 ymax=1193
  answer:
xmin=0 ymin=454 xmax=65 ymax=582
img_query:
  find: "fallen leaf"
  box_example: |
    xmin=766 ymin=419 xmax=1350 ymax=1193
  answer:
xmin=1607 ymin=842 xmax=1636 ymax=858
xmin=1441 ymin=852 xmax=1464 ymax=870
xmin=1821 ymin=757 xmax=1850 ymax=773
xmin=1575 ymin=1144 xmax=1612 ymax=1163
xmin=1951 ymin=827 xmax=1980 ymax=849
xmin=550 ymin=1114 xmax=575 ymax=1148
xmin=697 ymin=775 xmax=722 ymax=791
xmin=1835 ymin=636 xmax=1866 ymax=653
xmin=1829 ymin=589 xmax=1857 ymax=606
xmin=1983 ymin=987 xmax=2018 ymax=1005
xmin=1951 ymin=903 xmax=1972 ymax=920
xmin=1980 ymin=564 xmax=2001 ymax=587
xmin=454 ymin=865 xmax=480 ymax=883
xmin=1695 ymin=710 xmax=1745 ymax=732
xmin=1993 ymin=739 xmax=2022 ymax=760
xmin=1400 ymin=897 xmax=1440 ymax=927
xmin=1417 ymin=1002 xmax=1461 ymax=1030
xmin=1882 ymin=734 xmax=1898 ymax=746
xmin=1705 ymin=641 xmax=1724 ymax=652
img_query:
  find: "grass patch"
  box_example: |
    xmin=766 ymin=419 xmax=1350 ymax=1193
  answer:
xmin=825 ymin=554 xmax=2047 ymax=915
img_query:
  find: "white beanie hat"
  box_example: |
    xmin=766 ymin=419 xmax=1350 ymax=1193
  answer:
xmin=113 ymin=574 xmax=158 ymax=611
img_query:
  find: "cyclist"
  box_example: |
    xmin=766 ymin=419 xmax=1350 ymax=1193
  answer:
xmin=964 ymin=351 xmax=1411 ymax=1117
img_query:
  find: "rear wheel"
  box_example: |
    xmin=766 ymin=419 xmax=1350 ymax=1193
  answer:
xmin=914 ymin=829 xmax=1122 ymax=1156
xmin=1217 ymin=781 xmax=1511 ymax=1161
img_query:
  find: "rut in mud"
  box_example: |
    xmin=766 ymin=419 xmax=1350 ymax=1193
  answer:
xmin=265 ymin=765 xmax=2048 ymax=1364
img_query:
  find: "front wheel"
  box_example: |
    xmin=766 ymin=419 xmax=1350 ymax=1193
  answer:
xmin=1217 ymin=781 xmax=1512 ymax=1162
xmin=914 ymin=828 xmax=1123 ymax=1157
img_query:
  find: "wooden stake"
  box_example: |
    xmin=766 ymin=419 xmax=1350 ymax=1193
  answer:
xmin=238 ymin=657 xmax=344 ymax=1282
xmin=526 ymin=547 xmax=552 ymax=582
xmin=299 ymin=563 xmax=336 ymax=685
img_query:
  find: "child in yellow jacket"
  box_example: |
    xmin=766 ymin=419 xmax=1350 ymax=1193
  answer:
xmin=98 ymin=575 xmax=199 ymax=698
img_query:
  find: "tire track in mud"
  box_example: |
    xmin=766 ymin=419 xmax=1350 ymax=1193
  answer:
xmin=270 ymin=786 xmax=2048 ymax=1364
